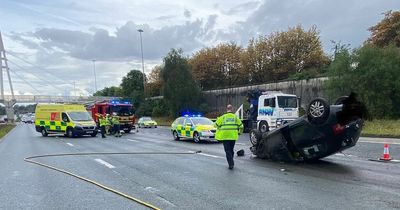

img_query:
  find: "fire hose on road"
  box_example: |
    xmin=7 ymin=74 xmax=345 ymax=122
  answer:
xmin=24 ymin=151 xmax=202 ymax=210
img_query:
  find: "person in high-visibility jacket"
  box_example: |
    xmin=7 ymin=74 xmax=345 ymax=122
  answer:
xmin=215 ymin=104 xmax=243 ymax=169
xmin=112 ymin=114 xmax=121 ymax=137
xmin=105 ymin=114 xmax=112 ymax=135
xmin=99 ymin=114 xmax=107 ymax=138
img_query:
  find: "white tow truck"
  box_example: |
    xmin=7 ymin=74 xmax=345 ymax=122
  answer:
xmin=235 ymin=91 xmax=299 ymax=133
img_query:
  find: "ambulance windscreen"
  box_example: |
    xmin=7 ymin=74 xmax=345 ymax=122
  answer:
xmin=68 ymin=112 xmax=93 ymax=121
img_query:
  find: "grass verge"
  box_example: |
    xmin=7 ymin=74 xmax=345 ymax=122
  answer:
xmin=362 ymin=120 xmax=400 ymax=138
xmin=152 ymin=117 xmax=174 ymax=126
xmin=0 ymin=124 xmax=16 ymax=139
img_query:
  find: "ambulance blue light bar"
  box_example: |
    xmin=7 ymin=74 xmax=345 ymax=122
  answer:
xmin=183 ymin=114 xmax=202 ymax=117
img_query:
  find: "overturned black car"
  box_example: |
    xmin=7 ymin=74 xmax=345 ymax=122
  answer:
xmin=249 ymin=93 xmax=366 ymax=162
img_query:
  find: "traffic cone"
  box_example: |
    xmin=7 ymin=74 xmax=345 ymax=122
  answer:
xmin=380 ymin=144 xmax=392 ymax=161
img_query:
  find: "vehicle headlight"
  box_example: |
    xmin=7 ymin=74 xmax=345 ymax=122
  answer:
xmin=75 ymin=123 xmax=82 ymax=127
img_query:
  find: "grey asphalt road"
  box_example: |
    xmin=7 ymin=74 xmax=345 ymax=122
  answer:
xmin=1 ymin=124 xmax=399 ymax=210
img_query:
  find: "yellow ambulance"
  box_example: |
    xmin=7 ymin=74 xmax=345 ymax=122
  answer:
xmin=35 ymin=104 xmax=98 ymax=137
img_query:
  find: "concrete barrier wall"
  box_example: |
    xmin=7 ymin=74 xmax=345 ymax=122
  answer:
xmin=203 ymin=77 xmax=328 ymax=112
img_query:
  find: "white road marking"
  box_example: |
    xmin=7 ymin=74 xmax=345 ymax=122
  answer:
xmin=66 ymin=143 xmax=74 ymax=147
xmin=198 ymin=153 xmax=223 ymax=159
xmin=359 ymin=140 xmax=400 ymax=145
xmin=125 ymin=139 xmax=139 ymax=142
xmin=94 ymin=159 xmax=115 ymax=169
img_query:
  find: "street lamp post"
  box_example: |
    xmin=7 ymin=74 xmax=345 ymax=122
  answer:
xmin=137 ymin=29 xmax=145 ymax=97
xmin=92 ymin=59 xmax=98 ymax=94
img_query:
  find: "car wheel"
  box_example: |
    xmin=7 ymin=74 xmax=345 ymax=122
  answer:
xmin=259 ymin=121 xmax=269 ymax=133
xmin=67 ymin=128 xmax=74 ymax=138
xmin=41 ymin=127 xmax=48 ymax=137
xmin=307 ymin=98 xmax=330 ymax=124
xmin=90 ymin=133 xmax=97 ymax=137
xmin=335 ymin=96 xmax=348 ymax=105
xmin=249 ymin=129 xmax=262 ymax=146
xmin=173 ymin=131 xmax=180 ymax=141
xmin=193 ymin=132 xmax=201 ymax=143
xmin=124 ymin=129 xmax=131 ymax=133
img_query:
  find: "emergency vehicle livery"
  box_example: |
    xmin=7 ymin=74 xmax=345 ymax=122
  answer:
xmin=35 ymin=104 xmax=97 ymax=137
xmin=171 ymin=115 xmax=217 ymax=143
xmin=89 ymin=100 xmax=135 ymax=133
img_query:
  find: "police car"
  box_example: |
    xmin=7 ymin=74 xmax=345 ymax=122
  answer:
xmin=171 ymin=115 xmax=217 ymax=143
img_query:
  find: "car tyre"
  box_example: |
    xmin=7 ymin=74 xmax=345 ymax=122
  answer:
xmin=193 ymin=132 xmax=201 ymax=143
xmin=259 ymin=121 xmax=269 ymax=133
xmin=124 ymin=129 xmax=131 ymax=134
xmin=249 ymin=129 xmax=261 ymax=146
xmin=173 ymin=131 xmax=180 ymax=141
xmin=67 ymin=128 xmax=74 ymax=138
xmin=90 ymin=133 xmax=97 ymax=137
xmin=307 ymin=98 xmax=330 ymax=124
xmin=41 ymin=127 xmax=48 ymax=137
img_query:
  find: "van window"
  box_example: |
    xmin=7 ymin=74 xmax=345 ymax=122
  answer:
xmin=62 ymin=113 xmax=69 ymax=122
xmin=264 ymin=98 xmax=276 ymax=107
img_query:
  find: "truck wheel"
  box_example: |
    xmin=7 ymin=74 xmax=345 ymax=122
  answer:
xmin=41 ymin=127 xmax=48 ymax=137
xmin=67 ymin=128 xmax=74 ymax=138
xmin=124 ymin=129 xmax=131 ymax=133
xmin=259 ymin=121 xmax=269 ymax=133
xmin=249 ymin=129 xmax=261 ymax=146
xmin=193 ymin=132 xmax=201 ymax=143
xmin=307 ymin=98 xmax=330 ymax=124
xmin=173 ymin=131 xmax=180 ymax=141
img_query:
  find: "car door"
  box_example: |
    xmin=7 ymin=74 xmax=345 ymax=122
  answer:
xmin=184 ymin=118 xmax=193 ymax=138
xmin=176 ymin=117 xmax=185 ymax=137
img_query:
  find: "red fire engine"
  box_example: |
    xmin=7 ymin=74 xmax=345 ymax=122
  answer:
xmin=88 ymin=100 xmax=136 ymax=133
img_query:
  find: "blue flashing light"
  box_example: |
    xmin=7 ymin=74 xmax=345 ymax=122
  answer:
xmin=184 ymin=114 xmax=189 ymax=117
xmin=197 ymin=114 xmax=202 ymax=117
xmin=124 ymin=101 xmax=130 ymax=104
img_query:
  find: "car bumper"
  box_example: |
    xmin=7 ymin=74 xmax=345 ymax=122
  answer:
xmin=74 ymin=127 xmax=97 ymax=136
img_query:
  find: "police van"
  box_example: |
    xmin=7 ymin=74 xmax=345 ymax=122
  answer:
xmin=236 ymin=91 xmax=299 ymax=133
xmin=35 ymin=104 xmax=98 ymax=137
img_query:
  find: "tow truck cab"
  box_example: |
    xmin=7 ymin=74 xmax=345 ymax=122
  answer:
xmin=90 ymin=100 xmax=136 ymax=133
xmin=237 ymin=90 xmax=299 ymax=133
xmin=257 ymin=93 xmax=299 ymax=131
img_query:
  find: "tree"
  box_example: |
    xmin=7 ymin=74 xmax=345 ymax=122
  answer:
xmin=190 ymin=42 xmax=247 ymax=90
xmin=120 ymin=70 xmax=145 ymax=106
xmin=161 ymin=49 xmax=201 ymax=117
xmin=367 ymin=11 xmax=400 ymax=47
xmin=145 ymin=65 xmax=163 ymax=97
xmin=325 ymin=44 xmax=400 ymax=119
xmin=243 ymin=25 xmax=328 ymax=83
xmin=93 ymin=86 xmax=122 ymax=97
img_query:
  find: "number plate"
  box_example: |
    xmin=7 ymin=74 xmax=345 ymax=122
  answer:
xmin=86 ymin=131 xmax=93 ymax=134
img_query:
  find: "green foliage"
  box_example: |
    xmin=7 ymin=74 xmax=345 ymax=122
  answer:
xmin=93 ymin=86 xmax=122 ymax=97
xmin=367 ymin=10 xmax=400 ymax=47
xmin=0 ymin=124 xmax=15 ymax=139
xmin=121 ymin=70 xmax=145 ymax=106
xmin=13 ymin=104 xmax=36 ymax=115
xmin=325 ymin=44 xmax=400 ymax=119
xmin=161 ymin=49 xmax=201 ymax=117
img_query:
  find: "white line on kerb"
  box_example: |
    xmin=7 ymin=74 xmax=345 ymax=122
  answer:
xmin=126 ymin=139 xmax=139 ymax=142
xmin=94 ymin=159 xmax=115 ymax=169
xmin=66 ymin=143 xmax=74 ymax=147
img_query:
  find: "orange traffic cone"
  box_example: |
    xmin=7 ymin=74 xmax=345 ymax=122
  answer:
xmin=380 ymin=144 xmax=392 ymax=161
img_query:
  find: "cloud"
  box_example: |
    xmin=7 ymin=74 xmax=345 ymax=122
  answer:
xmin=222 ymin=0 xmax=400 ymax=51
xmin=184 ymin=9 xmax=192 ymax=18
xmin=223 ymin=1 xmax=261 ymax=15
xmin=13 ymin=17 xmax=218 ymax=61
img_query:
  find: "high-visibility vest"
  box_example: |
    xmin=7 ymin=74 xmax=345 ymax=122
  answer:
xmin=99 ymin=118 xmax=107 ymax=126
xmin=112 ymin=117 xmax=120 ymax=125
xmin=215 ymin=112 xmax=243 ymax=141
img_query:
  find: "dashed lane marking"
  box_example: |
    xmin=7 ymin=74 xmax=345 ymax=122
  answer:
xmin=94 ymin=159 xmax=115 ymax=169
xmin=66 ymin=143 xmax=74 ymax=147
xmin=125 ymin=139 xmax=139 ymax=142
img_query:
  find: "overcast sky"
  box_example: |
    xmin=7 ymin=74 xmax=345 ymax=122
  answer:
xmin=0 ymin=0 xmax=399 ymax=96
